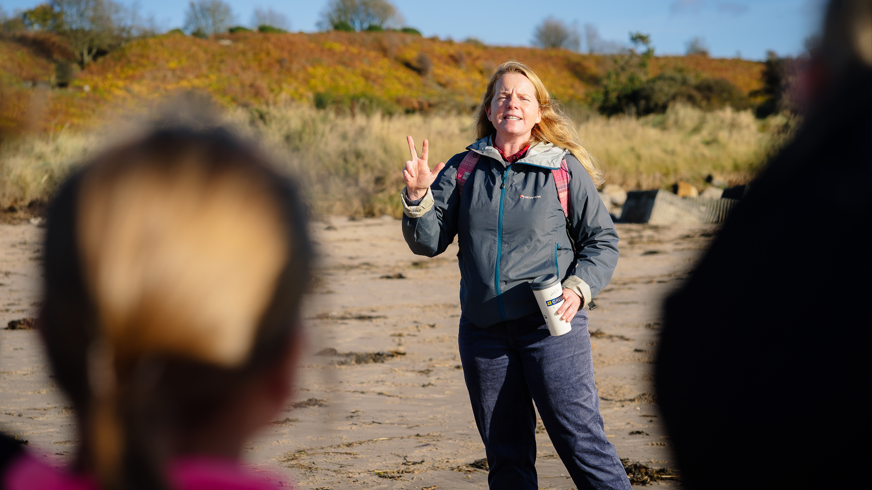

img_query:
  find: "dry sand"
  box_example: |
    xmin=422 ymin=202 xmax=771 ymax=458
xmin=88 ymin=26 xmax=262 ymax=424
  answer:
xmin=0 ymin=217 xmax=717 ymax=488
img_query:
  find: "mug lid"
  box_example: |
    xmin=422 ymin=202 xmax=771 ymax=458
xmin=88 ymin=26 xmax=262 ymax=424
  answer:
xmin=530 ymin=274 xmax=560 ymax=291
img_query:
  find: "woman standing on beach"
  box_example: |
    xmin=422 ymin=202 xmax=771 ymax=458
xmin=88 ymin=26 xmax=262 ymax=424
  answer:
xmin=400 ymin=60 xmax=628 ymax=490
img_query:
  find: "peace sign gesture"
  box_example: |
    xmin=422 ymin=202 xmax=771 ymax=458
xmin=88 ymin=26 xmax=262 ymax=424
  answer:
xmin=403 ymin=136 xmax=445 ymax=201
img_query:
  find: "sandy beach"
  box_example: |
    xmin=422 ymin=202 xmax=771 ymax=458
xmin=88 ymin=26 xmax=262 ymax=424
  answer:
xmin=0 ymin=217 xmax=716 ymax=489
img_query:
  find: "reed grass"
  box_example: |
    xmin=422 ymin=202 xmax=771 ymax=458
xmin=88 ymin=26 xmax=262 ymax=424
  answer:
xmin=0 ymin=102 xmax=793 ymax=218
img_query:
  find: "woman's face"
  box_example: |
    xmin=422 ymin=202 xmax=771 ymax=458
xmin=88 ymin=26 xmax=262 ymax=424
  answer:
xmin=486 ymin=73 xmax=542 ymax=142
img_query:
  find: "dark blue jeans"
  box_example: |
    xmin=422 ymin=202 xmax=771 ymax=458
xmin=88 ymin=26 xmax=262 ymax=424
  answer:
xmin=458 ymin=310 xmax=631 ymax=490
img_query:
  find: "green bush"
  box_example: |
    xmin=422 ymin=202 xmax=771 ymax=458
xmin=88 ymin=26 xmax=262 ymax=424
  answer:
xmin=257 ymin=25 xmax=287 ymax=33
xmin=400 ymin=27 xmax=421 ymax=36
xmin=597 ymin=32 xmax=654 ymax=116
xmin=694 ymin=78 xmax=751 ymax=111
xmin=228 ymin=26 xmax=251 ymax=33
xmin=332 ymin=21 xmax=354 ymax=32
xmin=634 ymin=72 xmax=694 ymax=114
xmin=365 ymin=24 xmax=383 ymax=32
xmin=166 ymin=28 xmax=186 ymax=35
xmin=603 ymin=71 xmax=751 ymax=116
xmin=751 ymin=52 xmax=804 ymax=117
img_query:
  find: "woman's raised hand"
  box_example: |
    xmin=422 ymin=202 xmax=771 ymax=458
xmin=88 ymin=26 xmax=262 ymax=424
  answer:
xmin=403 ymin=136 xmax=445 ymax=201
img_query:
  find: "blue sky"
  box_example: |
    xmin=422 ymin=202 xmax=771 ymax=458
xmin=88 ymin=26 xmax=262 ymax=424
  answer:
xmin=1 ymin=0 xmax=826 ymax=60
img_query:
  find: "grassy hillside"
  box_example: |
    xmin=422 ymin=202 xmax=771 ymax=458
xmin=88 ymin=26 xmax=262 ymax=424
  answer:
xmin=1 ymin=31 xmax=764 ymax=133
xmin=0 ymin=32 xmax=783 ymax=218
xmin=0 ymin=101 xmax=792 ymax=218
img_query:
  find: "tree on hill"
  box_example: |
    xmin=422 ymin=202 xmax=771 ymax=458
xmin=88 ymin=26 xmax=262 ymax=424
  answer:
xmin=582 ymin=24 xmax=627 ymax=55
xmin=1 ymin=7 xmax=27 ymax=32
xmin=251 ymin=6 xmax=289 ymax=31
xmin=184 ymin=0 xmax=234 ymax=37
xmin=317 ymin=0 xmax=403 ymax=32
xmin=685 ymin=36 xmax=709 ymax=56
xmin=13 ymin=1 xmax=155 ymax=66
xmin=50 ymin=0 xmax=125 ymax=67
xmin=531 ymin=17 xmax=580 ymax=51
xmin=22 ymin=4 xmax=62 ymax=31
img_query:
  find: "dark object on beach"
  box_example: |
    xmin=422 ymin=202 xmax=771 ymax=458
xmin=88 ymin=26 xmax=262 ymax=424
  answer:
xmin=289 ymin=398 xmax=326 ymax=409
xmin=719 ymin=185 xmax=746 ymax=200
xmin=6 ymin=318 xmax=36 ymax=330
xmin=379 ymin=273 xmax=407 ymax=279
xmin=453 ymin=458 xmax=489 ymax=472
xmin=468 ymin=458 xmax=489 ymax=470
xmin=657 ymin=2 xmax=872 ymax=489
xmin=310 ymin=312 xmax=386 ymax=320
xmin=588 ymin=329 xmax=631 ymax=341
xmin=315 ymin=348 xmax=406 ymax=365
xmin=621 ymin=459 xmax=676 ymax=485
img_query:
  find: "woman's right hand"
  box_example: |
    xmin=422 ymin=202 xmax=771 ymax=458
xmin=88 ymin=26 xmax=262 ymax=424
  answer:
xmin=403 ymin=136 xmax=445 ymax=201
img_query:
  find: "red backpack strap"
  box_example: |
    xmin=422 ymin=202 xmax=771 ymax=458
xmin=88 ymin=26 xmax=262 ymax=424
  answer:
xmin=552 ymin=159 xmax=571 ymax=217
xmin=456 ymin=151 xmax=480 ymax=196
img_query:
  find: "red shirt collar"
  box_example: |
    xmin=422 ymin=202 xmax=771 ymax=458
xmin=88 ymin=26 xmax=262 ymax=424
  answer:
xmin=494 ymin=143 xmax=531 ymax=164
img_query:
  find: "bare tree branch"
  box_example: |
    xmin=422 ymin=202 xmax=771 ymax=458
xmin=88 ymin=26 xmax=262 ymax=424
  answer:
xmin=184 ymin=0 xmax=234 ymax=37
xmin=317 ymin=0 xmax=403 ymax=32
xmin=251 ymin=6 xmax=289 ymax=30
xmin=51 ymin=0 xmax=125 ymax=66
xmin=685 ymin=36 xmax=710 ymax=56
xmin=532 ymin=17 xmax=580 ymax=51
xmin=583 ymin=23 xmax=627 ymax=55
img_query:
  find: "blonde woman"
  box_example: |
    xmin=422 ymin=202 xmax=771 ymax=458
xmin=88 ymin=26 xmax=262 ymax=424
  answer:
xmin=2 ymin=126 xmax=312 ymax=490
xmin=401 ymin=61 xmax=628 ymax=489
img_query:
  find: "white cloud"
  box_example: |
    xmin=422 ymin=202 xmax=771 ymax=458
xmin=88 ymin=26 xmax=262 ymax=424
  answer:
xmin=671 ymin=0 xmax=705 ymax=14
xmin=717 ymin=2 xmax=749 ymax=16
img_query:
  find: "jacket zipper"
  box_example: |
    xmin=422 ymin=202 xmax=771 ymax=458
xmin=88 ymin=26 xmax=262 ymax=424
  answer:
xmin=554 ymin=243 xmax=559 ymax=278
xmin=495 ymin=165 xmax=510 ymax=322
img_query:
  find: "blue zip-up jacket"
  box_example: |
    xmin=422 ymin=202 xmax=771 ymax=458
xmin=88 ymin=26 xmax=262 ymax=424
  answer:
xmin=401 ymin=136 xmax=619 ymax=328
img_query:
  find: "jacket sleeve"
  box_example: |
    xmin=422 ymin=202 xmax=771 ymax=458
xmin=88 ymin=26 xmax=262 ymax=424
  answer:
xmin=561 ymin=154 xmax=619 ymax=308
xmin=401 ymin=153 xmax=465 ymax=257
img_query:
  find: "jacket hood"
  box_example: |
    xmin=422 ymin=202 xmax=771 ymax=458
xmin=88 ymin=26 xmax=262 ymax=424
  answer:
xmin=467 ymin=135 xmax=568 ymax=170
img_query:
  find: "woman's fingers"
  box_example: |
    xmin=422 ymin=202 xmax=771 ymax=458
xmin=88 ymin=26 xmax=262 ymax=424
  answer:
xmin=558 ymin=289 xmax=581 ymax=321
xmin=426 ymin=162 xmax=446 ymax=185
xmin=404 ymin=137 xmax=439 ymax=190
xmin=403 ymin=161 xmax=416 ymax=185
xmin=421 ymin=139 xmax=429 ymax=163
xmin=407 ymin=136 xmax=418 ymax=162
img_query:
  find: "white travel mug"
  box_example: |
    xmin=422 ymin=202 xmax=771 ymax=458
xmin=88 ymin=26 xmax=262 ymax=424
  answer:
xmin=531 ymin=274 xmax=572 ymax=336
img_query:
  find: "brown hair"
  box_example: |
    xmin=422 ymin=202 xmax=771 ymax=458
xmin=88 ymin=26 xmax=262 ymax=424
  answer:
xmin=40 ymin=126 xmax=313 ymax=489
xmin=474 ymin=60 xmax=604 ymax=186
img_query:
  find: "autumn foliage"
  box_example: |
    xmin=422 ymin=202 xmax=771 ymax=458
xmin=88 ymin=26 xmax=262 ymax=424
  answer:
xmin=1 ymin=30 xmax=765 ymax=134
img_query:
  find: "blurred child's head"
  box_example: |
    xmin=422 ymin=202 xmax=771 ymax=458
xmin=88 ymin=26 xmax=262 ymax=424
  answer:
xmin=40 ymin=125 xmax=312 ymax=490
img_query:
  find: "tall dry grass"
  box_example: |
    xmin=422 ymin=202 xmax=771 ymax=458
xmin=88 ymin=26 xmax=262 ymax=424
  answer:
xmin=584 ymin=104 xmax=793 ymax=190
xmin=0 ymin=102 xmax=793 ymax=218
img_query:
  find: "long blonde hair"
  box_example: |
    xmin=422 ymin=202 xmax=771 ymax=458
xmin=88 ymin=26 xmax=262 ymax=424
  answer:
xmin=475 ymin=60 xmax=604 ymax=186
xmin=40 ymin=126 xmax=312 ymax=490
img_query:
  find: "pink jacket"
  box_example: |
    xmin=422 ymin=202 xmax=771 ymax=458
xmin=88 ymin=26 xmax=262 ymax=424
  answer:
xmin=4 ymin=453 xmax=294 ymax=490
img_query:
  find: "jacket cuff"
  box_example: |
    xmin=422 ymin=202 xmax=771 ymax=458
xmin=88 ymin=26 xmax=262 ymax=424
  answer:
xmin=562 ymin=275 xmax=592 ymax=309
xmin=401 ymin=187 xmax=434 ymax=218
